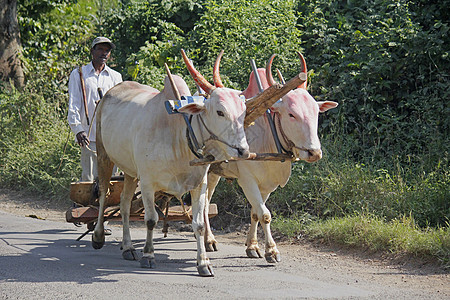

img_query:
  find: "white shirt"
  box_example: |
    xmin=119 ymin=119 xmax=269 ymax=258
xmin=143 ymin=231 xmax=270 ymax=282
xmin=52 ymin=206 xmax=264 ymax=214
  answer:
xmin=67 ymin=62 xmax=122 ymax=142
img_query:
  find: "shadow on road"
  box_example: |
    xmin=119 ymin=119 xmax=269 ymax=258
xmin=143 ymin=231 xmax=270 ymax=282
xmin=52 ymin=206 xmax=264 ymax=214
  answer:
xmin=0 ymin=226 xmax=202 ymax=283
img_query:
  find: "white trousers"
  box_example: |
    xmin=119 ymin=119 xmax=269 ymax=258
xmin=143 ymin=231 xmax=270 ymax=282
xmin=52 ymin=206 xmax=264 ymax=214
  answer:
xmin=80 ymin=142 xmax=118 ymax=181
xmin=80 ymin=142 xmax=97 ymax=181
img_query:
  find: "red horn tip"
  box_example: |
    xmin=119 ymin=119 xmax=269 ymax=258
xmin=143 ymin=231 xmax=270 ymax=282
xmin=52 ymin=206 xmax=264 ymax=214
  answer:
xmin=181 ymin=49 xmax=215 ymax=94
xmin=266 ymin=54 xmax=277 ymax=86
xmin=213 ymin=50 xmax=225 ymax=88
xmin=296 ymin=51 xmax=308 ymax=89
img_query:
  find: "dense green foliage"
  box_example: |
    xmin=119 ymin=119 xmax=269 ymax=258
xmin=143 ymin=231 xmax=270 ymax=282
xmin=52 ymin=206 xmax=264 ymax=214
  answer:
xmin=0 ymin=0 xmax=448 ymax=261
xmin=297 ymin=0 xmax=449 ymax=166
xmin=185 ymin=0 xmax=303 ymax=87
xmin=100 ymin=0 xmax=203 ymax=86
xmin=18 ymin=0 xmax=120 ymax=85
xmin=0 ymin=77 xmax=80 ymax=195
xmin=100 ymin=0 xmax=302 ymax=90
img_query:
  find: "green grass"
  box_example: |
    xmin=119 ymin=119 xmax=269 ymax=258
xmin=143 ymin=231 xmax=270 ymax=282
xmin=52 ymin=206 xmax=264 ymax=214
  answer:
xmin=0 ymin=81 xmax=81 ymax=203
xmin=272 ymin=213 xmax=450 ymax=269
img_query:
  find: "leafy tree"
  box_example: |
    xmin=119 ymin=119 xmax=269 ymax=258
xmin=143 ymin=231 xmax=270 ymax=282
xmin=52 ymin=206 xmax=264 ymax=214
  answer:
xmin=296 ymin=0 xmax=450 ymax=167
xmin=18 ymin=0 xmax=120 ymax=86
xmin=0 ymin=0 xmax=24 ymax=87
xmin=186 ymin=0 xmax=303 ymax=89
xmin=100 ymin=0 xmax=204 ymax=81
xmin=103 ymin=0 xmax=304 ymax=90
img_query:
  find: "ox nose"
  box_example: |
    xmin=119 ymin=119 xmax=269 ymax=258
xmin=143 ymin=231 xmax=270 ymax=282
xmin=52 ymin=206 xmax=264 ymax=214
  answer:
xmin=307 ymin=149 xmax=322 ymax=162
xmin=238 ymin=147 xmax=250 ymax=159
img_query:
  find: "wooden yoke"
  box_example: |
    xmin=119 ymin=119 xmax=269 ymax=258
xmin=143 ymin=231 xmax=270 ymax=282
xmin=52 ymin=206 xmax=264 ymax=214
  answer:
xmin=244 ymin=72 xmax=307 ymax=127
xmin=164 ymin=63 xmax=181 ymax=101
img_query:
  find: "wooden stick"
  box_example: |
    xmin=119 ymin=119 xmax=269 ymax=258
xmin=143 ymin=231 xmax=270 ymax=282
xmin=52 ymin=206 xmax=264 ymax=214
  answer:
xmin=164 ymin=63 xmax=181 ymax=101
xmin=244 ymin=72 xmax=307 ymax=127
xmin=189 ymin=152 xmax=293 ymax=166
xmin=78 ymin=66 xmax=90 ymax=126
xmin=246 ymin=152 xmax=293 ymax=161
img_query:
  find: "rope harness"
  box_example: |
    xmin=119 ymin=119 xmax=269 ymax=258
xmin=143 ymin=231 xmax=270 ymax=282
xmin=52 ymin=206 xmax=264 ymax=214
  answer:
xmin=274 ymin=112 xmax=310 ymax=155
xmin=196 ymin=114 xmax=243 ymax=154
xmin=179 ymin=98 xmax=244 ymax=159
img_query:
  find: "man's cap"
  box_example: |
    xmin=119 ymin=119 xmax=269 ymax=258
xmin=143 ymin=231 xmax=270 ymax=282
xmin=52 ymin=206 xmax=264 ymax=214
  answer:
xmin=91 ymin=37 xmax=116 ymax=50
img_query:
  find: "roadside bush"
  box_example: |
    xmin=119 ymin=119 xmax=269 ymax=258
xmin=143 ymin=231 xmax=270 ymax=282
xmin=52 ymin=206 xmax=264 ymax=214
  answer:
xmin=0 ymin=76 xmax=80 ymax=201
xmin=269 ymin=152 xmax=449 ymax=228
xmin=185 ymin=0 xmax=303 ymax=88
xmin=100 ymin=0 xmax=204 ymax=81
xmin=296 ymin=0 xmax=450 ymax=166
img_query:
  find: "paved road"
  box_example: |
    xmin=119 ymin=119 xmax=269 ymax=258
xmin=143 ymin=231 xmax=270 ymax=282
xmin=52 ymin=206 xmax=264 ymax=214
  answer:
xmin=0 ymin=210 xmax=448 ymax=299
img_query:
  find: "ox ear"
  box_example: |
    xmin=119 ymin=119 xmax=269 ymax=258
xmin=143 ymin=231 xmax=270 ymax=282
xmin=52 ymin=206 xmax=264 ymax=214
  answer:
xmin=178 ymin=102 xmax=206 ymax=115
xmin=317 ymin=101 xmax=338 ymax=113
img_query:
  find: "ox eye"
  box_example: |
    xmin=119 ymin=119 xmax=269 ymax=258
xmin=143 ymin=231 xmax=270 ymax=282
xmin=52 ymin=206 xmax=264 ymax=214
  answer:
xmin=217 ymin=110 xmax=225 ymax=117
xmin=289 ymin=113 xmax=296 ymax=119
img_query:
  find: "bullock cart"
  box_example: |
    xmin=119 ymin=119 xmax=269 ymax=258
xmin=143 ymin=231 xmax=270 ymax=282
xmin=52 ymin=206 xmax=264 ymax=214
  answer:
xmin=65 ymin=176 xmax=218 ymax=241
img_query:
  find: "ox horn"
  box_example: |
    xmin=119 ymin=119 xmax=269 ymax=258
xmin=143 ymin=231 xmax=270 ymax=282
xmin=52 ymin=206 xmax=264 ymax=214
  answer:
xmin=266 ymin=54 xmax=278 ymax=86
xmin=181 ymin=49 xmax=216 ymax=94
xmin=213 ymin=50 xmax=225 ymax=88
xmin=297 ymin=51 xmax=308 ymax=89
xmin=276 ymin=69 xmax=286 ymax=84
xmin=244 ymin=72 xmax=307 ymax=127
xmin=266 ymin=52 xmax=308 ymax=89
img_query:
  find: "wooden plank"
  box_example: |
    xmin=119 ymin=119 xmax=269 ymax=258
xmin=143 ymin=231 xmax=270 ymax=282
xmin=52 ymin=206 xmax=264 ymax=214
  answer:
xmin=69 ymin=182 xmax=94 ymax=206
xmin=66 ymin=204 xmax=218 ymax=224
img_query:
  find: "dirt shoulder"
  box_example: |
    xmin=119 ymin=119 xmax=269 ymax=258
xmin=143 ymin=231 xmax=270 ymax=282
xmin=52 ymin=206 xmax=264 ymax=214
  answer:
xmin=0 ymin=188 xmax=68 ymax=222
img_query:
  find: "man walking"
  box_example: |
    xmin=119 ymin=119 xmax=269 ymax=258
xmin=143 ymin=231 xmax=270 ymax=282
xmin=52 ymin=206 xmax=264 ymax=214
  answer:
xmin=67 ymin=37 xmax=122 ymax=181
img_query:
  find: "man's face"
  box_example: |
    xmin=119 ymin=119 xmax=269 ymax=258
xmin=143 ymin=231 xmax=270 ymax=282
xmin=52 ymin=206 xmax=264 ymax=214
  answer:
xmin=91 ymin=43 xmax=112 ymax=65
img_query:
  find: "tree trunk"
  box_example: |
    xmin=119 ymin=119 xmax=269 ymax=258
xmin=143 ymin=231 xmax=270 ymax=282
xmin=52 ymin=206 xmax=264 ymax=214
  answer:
xmin=0 ymin=0 xmax=24 ymax=88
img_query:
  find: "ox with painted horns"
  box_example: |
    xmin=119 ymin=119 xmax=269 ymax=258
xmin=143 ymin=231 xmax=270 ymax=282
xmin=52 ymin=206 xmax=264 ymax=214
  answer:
xmin=203 ymin=52 xmax=338 ymax=264
xmin=90 ymin=49 xmax=295 ymax=277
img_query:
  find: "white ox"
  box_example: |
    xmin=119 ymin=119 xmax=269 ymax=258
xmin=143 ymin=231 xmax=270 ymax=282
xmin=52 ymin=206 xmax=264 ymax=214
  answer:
xmin=91 ymin=50 xmax=253 ymax=277
xmin=203 ymin=53 xmax=338 ymax=263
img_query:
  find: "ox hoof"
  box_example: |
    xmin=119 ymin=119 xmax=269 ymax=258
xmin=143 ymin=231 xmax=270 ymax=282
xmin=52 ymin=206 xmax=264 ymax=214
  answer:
xmin=246 ymin=248 xmax=263 ymax=259
xmin=265 ymin=252 xmax=281 ymax=263
xmin=197 ymin=264 xmax=214 ymax=277
xmin=139 ymin=256 xmax=156 ymax=268
xmin=91 ymin=236 xmax=105 ymax=250
xmin=205 ymin=242 xmax=218 ymax=252
xmin=122 ymin=249 xmax=139 ymax=261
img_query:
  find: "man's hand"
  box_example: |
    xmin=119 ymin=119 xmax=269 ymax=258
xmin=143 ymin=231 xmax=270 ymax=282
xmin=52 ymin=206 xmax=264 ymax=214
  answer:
xmin=76 ymin=131 xmax=90 ymax=147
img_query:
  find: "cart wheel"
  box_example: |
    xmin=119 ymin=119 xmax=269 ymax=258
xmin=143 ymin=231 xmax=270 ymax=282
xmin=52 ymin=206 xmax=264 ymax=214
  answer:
xmin=87 ymin=222 xmax=96 ymax=231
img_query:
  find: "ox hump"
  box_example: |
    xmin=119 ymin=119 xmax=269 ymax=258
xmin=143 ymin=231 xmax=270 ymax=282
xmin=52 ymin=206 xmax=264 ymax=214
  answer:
xmin=242 ymin=68 xmax=269 ymax=98
xmin=163 ymin=75 xmax=191 ymax=100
